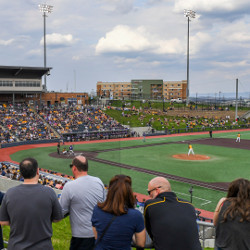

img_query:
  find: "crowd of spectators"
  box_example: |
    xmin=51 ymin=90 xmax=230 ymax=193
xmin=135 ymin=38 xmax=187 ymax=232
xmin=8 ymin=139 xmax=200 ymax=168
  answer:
xmin=112 ymin=105 xmax=244 ymax=131
xmin=0 ymin=162 xmax=22 ymax=181
xmin=0 ymin=162 xmax=72 ymax=191
xmin=0 ymin=102 xmax=247 ymax=145
xmin=0 ymin=104 xmax=130 ymax=144
xmin=0 ymin=104 xmax=56 ymax=144
xmin=39 ymin=106 xmax=126 ymax=134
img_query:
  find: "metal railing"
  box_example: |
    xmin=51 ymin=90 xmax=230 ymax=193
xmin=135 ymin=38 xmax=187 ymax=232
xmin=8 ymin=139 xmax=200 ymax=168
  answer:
xmin=197 ymin=220 xmax=215 ymax=249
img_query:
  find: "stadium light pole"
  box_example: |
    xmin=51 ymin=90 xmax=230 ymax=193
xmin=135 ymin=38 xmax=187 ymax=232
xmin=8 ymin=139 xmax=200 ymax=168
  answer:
xmin=39 ymin=3 xmax=53 ymax=91
xmin=184 ymin=9 xmax=196 ymax=106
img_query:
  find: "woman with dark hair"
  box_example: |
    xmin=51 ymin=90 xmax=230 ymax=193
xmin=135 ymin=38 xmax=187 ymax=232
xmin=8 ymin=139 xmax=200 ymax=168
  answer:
xmin=91 ymin=175 xmax=146 ymax=249
xmin=213 ymin=178 xmax=250 ymax=250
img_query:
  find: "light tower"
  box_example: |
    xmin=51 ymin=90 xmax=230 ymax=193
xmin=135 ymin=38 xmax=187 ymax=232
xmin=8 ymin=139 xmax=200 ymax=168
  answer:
xmin=184 ymin=9 xmax=195 ymax=106
xmin=39 ymin=4 xmax=53 ymax=90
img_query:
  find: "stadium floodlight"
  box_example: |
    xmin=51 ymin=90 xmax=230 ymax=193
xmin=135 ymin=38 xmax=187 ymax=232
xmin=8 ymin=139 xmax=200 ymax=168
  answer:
xmin=38 ymin=4 xmax=53 ymax=14
xmin=184 ymin=9 xmax=196 ymax=19
xmin=184 ymin=9 xmax=196 ymax=106
xmin=38 ymin=4 xmax=53 ymax=90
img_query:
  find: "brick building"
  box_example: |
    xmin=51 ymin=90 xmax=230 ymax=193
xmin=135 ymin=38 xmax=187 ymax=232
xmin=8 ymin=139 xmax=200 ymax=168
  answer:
xmin=97 ymin=81 xmax=131 ymax=100
xmin=26 ymin=92 xmax=88 ymax=106
xmin=163 ymin=80 xmax=187 ymax=100
xmin=97 ymin=79 xmax=187 ymax=100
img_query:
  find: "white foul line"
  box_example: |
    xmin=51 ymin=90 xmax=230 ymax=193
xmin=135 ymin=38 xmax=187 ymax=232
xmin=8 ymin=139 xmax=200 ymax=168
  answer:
xmin=174 ymin=191 xmax=212 ymax=206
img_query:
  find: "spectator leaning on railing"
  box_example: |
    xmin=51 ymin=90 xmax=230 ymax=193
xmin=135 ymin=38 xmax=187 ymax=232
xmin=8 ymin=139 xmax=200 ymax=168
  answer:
xmin=91 ymin=175 xmax=146 ymax=249
xmin=144 ymin=176 xmax=201 ymax=250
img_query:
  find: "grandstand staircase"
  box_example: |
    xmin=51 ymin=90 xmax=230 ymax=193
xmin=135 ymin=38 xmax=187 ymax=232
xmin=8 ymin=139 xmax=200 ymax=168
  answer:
xmin=240 ymin=110 xmax=250 ymax=119
xmin=33 ymin=111 xmax=61 ymax=139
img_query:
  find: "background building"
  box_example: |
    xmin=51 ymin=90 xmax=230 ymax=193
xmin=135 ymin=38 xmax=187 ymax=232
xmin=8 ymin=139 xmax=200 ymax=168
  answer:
xmin=97 ymin=81 xmax=131 ymax=100
xmin=97 ymin=79 xmax=187 ymax=100
xmin=163 ymin=80 xmax=187 ymax=100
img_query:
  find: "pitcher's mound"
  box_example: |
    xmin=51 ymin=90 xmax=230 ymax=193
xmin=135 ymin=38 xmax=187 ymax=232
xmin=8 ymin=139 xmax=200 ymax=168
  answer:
xmin=172 ymin=154 xmax=210 ymax=161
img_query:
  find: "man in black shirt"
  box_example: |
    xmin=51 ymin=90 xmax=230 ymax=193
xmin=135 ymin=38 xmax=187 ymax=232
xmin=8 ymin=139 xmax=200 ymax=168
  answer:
xmin=144 ymin=177 xmax=201 ymax=250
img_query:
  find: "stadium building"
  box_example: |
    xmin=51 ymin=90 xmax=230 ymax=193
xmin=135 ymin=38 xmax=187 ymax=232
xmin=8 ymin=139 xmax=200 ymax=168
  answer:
xmin=0 ymin=65 xmax=88 ymax=107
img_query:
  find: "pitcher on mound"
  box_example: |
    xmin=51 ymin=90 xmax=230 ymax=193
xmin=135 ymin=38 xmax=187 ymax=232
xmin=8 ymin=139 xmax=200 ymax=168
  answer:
xmin=188 ymin=143 xmax=195 ymax=156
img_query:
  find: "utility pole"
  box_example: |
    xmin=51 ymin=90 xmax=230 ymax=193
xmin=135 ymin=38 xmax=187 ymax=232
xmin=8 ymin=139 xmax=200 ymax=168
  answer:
xmin=235 ymin=78 xmax=238 ymax=121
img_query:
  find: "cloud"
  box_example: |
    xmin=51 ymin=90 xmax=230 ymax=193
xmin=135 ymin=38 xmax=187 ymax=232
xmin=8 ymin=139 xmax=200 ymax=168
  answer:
xmin=174 ymin=0 xmax=250 ymax=13
xmin=72 ymin=55 xmax=81 ymax=61
xmin=220 ymin=21 xmax=250 ymax=45
xmin=190 ymin=32 xmax=212 ymax=55
xmin=228 ymin=32 xmax=250 ymax=43
xmin=95 ymin=25 xmax=187 ymax=56
xmin=211 ymin=60 xmax=249 ymax=68
xmin=27 ymin=49 xmax=42 ymax=56
xmin=95 ymin=25 xmax=152 ymax=54
xmin=40 ymin=33 xmax=76 ymax=48
xmin=98 ymin=0 xmax=134 ymax=14
xmin=154 ymin=39 xmax=184 ymax=54
xmin=0 ymin=39 xmax=14 ymax=46
xmin=95 ymin=24 xmax=212 ymax=58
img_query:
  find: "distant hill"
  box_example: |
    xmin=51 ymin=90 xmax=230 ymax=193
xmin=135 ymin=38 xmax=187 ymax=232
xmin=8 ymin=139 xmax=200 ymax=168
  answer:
xmin=190 ymin=92 xmax=250 ymax=100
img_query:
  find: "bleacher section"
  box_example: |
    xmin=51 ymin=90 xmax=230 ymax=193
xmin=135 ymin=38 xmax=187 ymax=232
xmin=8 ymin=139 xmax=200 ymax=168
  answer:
xmin=0 ymin=105 xmax=130 ymax=145
xmin=0 ymin=106 xmax=57 ymax=144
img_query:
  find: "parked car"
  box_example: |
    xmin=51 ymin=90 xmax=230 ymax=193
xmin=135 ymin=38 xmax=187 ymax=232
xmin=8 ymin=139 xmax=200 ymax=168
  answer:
xmin=170 ymin=98 xmax=183 ymax=103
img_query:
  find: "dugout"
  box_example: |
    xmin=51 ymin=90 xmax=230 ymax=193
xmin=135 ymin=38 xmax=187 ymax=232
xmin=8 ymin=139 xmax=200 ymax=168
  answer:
xmin=0 ymin=65 xmax=51 ymax=108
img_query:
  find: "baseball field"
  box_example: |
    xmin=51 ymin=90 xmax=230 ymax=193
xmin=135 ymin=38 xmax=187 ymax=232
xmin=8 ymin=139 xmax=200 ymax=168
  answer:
xmin=6 ymin=129 xmax=250 ymax=213
xmin=2 ymin=129 xmax=250 ymax=249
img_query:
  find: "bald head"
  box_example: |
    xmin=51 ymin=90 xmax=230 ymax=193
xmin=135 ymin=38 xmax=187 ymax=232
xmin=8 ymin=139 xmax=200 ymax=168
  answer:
xmin=149 ymin=177 xmax=171 ymax=193
xmin=72 ymin=155 xmax=88 ymax=172
xmin=76 ymin=155 xmax=87 ymax=164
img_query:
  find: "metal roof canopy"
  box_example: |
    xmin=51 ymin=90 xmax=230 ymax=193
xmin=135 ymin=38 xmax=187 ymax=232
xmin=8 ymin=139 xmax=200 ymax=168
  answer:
xmin=0 ymin=66 xmax=52 ymax=79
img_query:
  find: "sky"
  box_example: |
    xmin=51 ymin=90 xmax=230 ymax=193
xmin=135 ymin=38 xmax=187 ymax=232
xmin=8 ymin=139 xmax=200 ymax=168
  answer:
xmin=1 ymin=0 xmax=250 ymax=97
